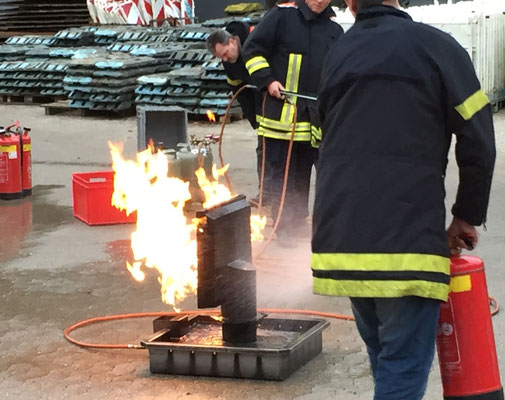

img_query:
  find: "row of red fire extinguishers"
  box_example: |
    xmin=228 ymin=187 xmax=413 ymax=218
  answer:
xmin=0 ymin=121 xmax=31 ymax=200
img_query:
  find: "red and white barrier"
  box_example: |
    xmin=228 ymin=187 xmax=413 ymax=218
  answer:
xmin=87 ymin=0 xmax=194 ymax=25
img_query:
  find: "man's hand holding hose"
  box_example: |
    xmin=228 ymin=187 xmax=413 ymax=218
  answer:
xmin=267 ymin=81 xmax=286 ymax=99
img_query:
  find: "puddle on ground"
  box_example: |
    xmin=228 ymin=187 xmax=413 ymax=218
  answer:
xmin=0 ymin=184 xmax=73 ymax=263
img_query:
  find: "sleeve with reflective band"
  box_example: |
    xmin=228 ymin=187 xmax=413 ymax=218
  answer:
xmin=455 ymin=89 xmax=490 ymax=121
xmin=311 ymin=252 xmax=450 ymax=301
xmin=226 ymin=77 xmax=243 ymax=86
xmin=280 ymin=53 xmax=302 ymax=124
xmin=246 ymin=56 xmax=270 ymax=75
xmin=438 ymin=34 xmax=496 ymax=226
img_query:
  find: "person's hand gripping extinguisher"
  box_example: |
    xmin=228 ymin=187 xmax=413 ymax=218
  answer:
xmin=447 ymin=216 xmax=478 ymax=254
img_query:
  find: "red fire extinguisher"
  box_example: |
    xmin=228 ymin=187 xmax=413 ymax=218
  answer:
xmin=5 ymin=121 xmax=31 ymax=197
xmin=0 ymin=126 xmax=22 ymax=200
xmin=437 ymin=255 xmax=503 ymax=399
xmin=20 ymin=127 xmax=32 ymax=196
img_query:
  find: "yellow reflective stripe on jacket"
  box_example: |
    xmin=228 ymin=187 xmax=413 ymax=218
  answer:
xmin=311 ymin=126 xmax=322 ymax=148
xmin=313 ymin=278 xmax=449 ymax=301
xmin=226 ymin=77 xmax=242 ymax=86
xmin=311 ymin=126 xmax=322 ymax=143
xmin=260 ymin=115 xmax=311 ymax=132
xmin=311 ymin=253 xmax=450 ymax=274
xmin=245 ymin=56 xmax=270 ymax=75
xmin=455 ymin=89 xmax=490 ymax=120
xmin=280 ymin=53 xmax=302 ymax=124
xmin=258 ymin=126 xmax=311 ymax=141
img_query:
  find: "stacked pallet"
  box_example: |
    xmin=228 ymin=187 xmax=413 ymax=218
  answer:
xmin=135 ymin=48 xmax=240 ymax=116
xmin=64 ymin=53 xmax=171 ymax=111
xmin=0 ymin=0 xmax=90 ymax=37
xmin=0 ymin=15 xmax=264 ymax=114
xmin=0 ymin=60 xmax=69 ymax=99
xmin=135 ymin=22 xmax=241 ymax=116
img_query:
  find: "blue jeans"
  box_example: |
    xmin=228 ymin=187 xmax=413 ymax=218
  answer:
xmin=350 ymin=296 xmax=441 ymax=400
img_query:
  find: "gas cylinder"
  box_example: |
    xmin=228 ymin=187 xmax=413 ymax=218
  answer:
xmin=437 ymin=255 xmax=503 ymax=400
xmin=20 ymin=127 xmax=32 ymax=196
xmin=0 ymin=128 xmax=22 ymax=200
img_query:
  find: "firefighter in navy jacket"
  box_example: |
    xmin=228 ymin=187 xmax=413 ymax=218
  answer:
xmin=242 ymin=0 xmax=343 ymax=244
xmin=206 ymin=21 xmax=266 ymax=200
xmin=312 ymin=0 xmax=495 ymax=397
xmin=207 ymin=21 xmax=260 ymax=130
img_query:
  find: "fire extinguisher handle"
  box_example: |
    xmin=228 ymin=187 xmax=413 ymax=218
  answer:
xmin=459 ymin=235 xmax=475 ymax=251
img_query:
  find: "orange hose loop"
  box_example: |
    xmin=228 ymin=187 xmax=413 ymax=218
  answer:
xmin=63 ymin=308 xmax=354 ymax=350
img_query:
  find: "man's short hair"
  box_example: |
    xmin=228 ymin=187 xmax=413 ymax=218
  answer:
xmin=206 ymin=29 xmax=233 ymax=55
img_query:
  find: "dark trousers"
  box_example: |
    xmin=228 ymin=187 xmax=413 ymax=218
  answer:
xmin=263 ymin=137 xmax=316 ymax=235
xmin=350 ymin=296 xmax=441 ymax=400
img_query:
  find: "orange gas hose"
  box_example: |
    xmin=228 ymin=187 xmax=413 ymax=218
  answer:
xmin=253 ymin=99 xmax=297 ymax=260
xmin=64 ymin=297 xmax=500 ymax=350
xmin=64 ymin=308 xmax=354 ymax=350
xmin=217 ymin=84 xmax=255 ymax=193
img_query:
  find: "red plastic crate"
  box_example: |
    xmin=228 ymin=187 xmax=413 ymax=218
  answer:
xmin=72 ymin=171 xmax=136 ymax=226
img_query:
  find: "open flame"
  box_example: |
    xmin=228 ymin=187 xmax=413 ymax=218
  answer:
xmin=109 ymin=142 xmax=266 ymax=309
xmin=206 ymin=110 xmax=216 ymax=122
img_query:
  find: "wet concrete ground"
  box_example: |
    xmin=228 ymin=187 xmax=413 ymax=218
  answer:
xmin=0 ymin=104 xmax=504 ymax=399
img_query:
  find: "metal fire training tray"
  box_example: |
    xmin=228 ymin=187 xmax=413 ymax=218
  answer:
xmin=141 ymin=315 xmax=329 ymax=380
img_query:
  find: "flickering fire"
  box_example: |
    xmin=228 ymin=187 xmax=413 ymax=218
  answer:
xmin=109 ymin=142 xmax=197 ymax=309
xmin=109 ymin=142 xmax=266 ymax=309
xmin=250 ymin=214 xmax=267 ymax=242
xmin=195 ymin=164 xmax=232 ymax=209
xmin=206 ymin=110 xmax=216 ymax=122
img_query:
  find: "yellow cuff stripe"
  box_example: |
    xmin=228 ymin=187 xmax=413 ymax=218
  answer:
xmin=311 ymin=126 xmax=322 ymax=141
xmin=311 ymin=253 xmax=450 ymax=273
xmin=245 ymin=56 xmax=270 ymax=75
xmin=455 ymin=89 xmax=490 ymax=120
xmin=226 ymin=77 xmax=242 ymax=86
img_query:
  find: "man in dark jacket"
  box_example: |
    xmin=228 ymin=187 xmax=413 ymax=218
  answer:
xmin=242 ymin=0 xmax=344 ymax=246
xmin=312 ymin=0 xmax=495 ymax=398
xmin=206 ymin=21 xmax=265 ymax=203
xmin=206 ymin=21 xmax=260 ymax=130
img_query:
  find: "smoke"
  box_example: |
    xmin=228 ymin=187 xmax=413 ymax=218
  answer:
xmin=254 ymin=240 xmax=316 ymax=309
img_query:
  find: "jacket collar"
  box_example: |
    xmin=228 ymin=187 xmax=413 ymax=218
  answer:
xmin=296 ymin=0 xmax=334 ymax=21
xmin=355 ymin=5 xmax=412 ymax=22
